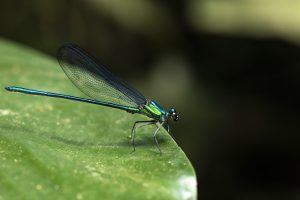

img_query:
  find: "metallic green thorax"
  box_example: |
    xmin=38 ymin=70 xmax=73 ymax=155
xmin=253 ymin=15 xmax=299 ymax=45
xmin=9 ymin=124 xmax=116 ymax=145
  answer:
xmin=139 ymin=101 xmax=167 ymax=121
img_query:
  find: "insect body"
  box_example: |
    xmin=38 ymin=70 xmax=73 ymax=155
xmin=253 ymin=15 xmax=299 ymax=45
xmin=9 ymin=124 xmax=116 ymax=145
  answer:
xmin=5 ymin=44 xmax=179 ymax=154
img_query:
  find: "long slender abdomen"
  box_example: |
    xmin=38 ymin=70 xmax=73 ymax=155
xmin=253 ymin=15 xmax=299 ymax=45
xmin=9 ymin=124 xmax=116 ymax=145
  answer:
xmin=5 ymin=86 xmax=139 ymax=113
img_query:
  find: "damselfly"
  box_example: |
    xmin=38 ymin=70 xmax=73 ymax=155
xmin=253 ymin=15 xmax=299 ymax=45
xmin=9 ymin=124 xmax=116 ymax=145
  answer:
xmin=5 ymin=44 xmax=179 ymax=153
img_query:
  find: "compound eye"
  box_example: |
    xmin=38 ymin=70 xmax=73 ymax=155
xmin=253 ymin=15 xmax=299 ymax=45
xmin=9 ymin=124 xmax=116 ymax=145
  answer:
xmin=169 ymin=108 xmax=178 ymax=121
xmin=174 ymin=114 xmax=179 ymax=121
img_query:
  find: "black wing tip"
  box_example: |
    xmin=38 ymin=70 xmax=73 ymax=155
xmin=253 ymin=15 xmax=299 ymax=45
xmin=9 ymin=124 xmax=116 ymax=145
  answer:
xmin=57 ymin=43 xmax=81 ymax=54
xmin=59 ymin=43 xmax=78 ymax=49
xmin=57 ymin=43 xmax=80 ymax=62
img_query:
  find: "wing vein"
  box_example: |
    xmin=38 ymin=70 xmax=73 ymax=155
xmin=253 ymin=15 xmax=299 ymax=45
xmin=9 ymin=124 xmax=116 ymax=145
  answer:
xmin=57 ymin=44 xmax=147 ymax=108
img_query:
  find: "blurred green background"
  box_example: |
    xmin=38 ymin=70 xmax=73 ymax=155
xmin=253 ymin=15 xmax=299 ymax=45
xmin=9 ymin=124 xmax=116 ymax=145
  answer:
xmin=0 ymin=0 xmax=299 ymax=199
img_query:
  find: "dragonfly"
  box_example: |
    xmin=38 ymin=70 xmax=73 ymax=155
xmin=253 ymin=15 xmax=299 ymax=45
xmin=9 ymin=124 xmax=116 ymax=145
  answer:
xmin=5 ymin=44 xmax=179 ymax=154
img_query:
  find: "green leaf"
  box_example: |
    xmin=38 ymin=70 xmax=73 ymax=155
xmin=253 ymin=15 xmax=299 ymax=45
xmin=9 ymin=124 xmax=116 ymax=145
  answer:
xmin=0 ymin=39 xmax=197 ymax=200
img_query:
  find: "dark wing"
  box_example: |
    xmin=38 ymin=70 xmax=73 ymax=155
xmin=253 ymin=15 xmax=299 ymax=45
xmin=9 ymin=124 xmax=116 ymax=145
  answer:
xmin=57 ymin=44 xmax=147 ymax=108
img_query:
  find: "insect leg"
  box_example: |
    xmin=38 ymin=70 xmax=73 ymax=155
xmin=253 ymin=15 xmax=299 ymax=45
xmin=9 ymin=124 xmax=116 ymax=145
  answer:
xmin=131 ymin=120 xmax=156 ymax=152
xmin=153 ymin=125 xmax=161 ymax=154
xmin=165 ymin=123 xmax=170 ymax=133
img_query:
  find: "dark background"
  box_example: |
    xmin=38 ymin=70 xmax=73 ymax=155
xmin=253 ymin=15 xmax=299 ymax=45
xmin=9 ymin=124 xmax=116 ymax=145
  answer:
xmin=1 ymin=0 xmax=299 ymax=199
